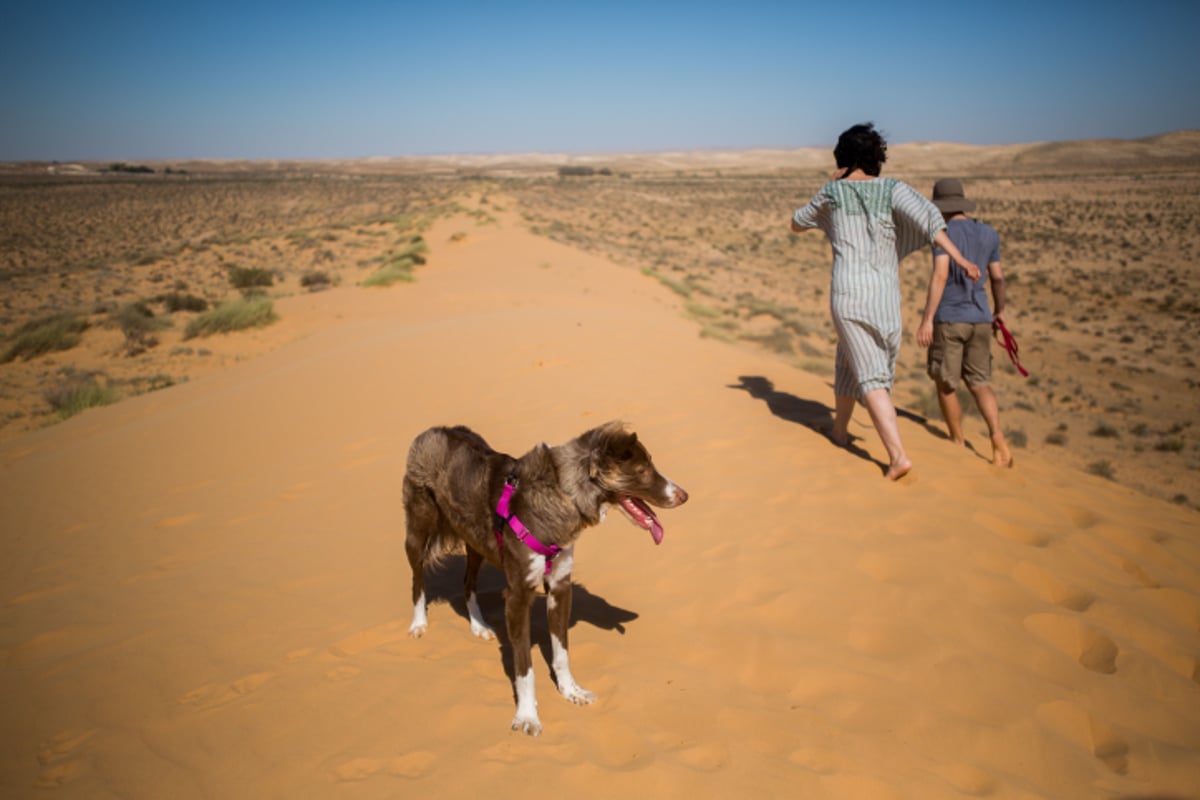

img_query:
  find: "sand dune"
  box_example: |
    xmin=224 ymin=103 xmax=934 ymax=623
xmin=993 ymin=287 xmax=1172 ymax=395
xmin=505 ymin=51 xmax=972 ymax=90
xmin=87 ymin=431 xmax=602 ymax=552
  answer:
xmin=2 ymin=204 xmax=1198 ymax=799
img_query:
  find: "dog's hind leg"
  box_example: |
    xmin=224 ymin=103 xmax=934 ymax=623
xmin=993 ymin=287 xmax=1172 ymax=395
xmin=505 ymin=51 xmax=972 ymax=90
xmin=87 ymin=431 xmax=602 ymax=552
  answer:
xmin=403 ymin=478 xmax=437 ymax=638
xmin=464 ymin=547 xmax=496 ymax=640
xmin=546 ymin=555 xmax=595 ymax=705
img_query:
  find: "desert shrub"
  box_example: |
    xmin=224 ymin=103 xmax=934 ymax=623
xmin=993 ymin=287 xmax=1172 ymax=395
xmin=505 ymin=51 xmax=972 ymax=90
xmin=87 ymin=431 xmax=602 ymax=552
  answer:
xmin=1005 ymin=428 xmax=1028 ymax=448
xmin=227 ymin=265 xmax=274 ymax=291
xmin=301 ymin=271 xmax=332 ymax=290
xmin=1045 ymin=430 xmax=1068 ymax=446
xmin=1155 ymin=437 xmax=1185 ymax=453
xmin=115 ymin=301 xmax=170 ymax=353
xmin=740 ymin=326 xmax=794 ymax=355
xmin=1086 ymin=460 xmax=1116 ymax=480
xmin=44 ymin=372 xmax=117 ymax=418
xmin=1 ymin=313 xmax=89 ymax=363
xmin=183 ymin=296 xmax=278 ymax=339
xmin=641 ymin=267 xmax=692 ymax=298
xmin=363 ymin=256 xmax=416 ymax=287
xmin=1090 ymin=421 xmax=1120 ymax=438
xmin=396 ymin=236 xmax=428 ymax=265
xmin=160 ymin=292 xmax=209 ymax=312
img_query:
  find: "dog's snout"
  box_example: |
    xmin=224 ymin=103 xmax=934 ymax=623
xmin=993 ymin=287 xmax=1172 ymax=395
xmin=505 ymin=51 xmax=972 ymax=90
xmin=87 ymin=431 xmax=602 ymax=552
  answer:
xmin=668 ymin=482 xmax=688 ymax=507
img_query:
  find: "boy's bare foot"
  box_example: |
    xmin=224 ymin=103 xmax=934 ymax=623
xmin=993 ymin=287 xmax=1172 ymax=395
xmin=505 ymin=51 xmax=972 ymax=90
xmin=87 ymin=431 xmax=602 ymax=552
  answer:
xmin=886 ymin=457 xmax=913 ymax=481
xmin=829 ymin=428 xmax=849 ymax=448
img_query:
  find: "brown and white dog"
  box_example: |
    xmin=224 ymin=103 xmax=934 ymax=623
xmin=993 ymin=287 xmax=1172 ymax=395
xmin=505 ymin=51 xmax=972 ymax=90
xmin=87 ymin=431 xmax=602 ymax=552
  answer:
xmin=402 ymin=422 xmax=688 ymax=735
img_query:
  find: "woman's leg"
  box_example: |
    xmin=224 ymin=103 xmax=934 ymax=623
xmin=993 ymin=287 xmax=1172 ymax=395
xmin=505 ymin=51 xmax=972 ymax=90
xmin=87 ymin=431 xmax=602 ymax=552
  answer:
xmin=831 ymin=394 xmax=856 ymax=446
xmin=862 ymin=387 xmax=912 ymax=480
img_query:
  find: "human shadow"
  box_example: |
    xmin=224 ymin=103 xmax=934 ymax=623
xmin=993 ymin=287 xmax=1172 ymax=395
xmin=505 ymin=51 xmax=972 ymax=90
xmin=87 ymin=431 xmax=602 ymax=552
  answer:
xmin=415 ymin=554 xmax=639 ymax=686
xmin=728 ymin=375 xmax=885 ymax=472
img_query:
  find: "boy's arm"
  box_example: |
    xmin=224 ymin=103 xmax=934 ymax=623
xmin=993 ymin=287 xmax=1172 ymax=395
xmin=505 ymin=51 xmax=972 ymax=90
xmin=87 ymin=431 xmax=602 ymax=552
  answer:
xmin=989 ymin=260 xmax=1006 ymax=324
xmin=918 ymin=254 xmax=951 ymax=347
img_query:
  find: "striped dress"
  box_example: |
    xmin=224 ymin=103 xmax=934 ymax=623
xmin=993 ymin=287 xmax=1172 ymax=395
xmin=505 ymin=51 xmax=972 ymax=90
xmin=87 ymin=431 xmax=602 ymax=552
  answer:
xmin=792 ymin=178 xmax=946 ymax=399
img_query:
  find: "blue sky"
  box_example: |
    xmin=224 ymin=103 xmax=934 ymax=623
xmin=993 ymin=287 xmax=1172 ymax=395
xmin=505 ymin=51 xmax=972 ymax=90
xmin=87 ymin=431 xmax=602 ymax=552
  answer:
xmin=3 ymin=0 xmax=1198 ymax=161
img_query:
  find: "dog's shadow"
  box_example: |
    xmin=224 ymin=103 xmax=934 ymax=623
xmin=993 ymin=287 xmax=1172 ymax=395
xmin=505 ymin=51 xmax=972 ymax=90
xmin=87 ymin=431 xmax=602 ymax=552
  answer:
xmin=728 ymin=375 xmax=950 ymax=474
xmin=418 ymin=554 xmax=639 ymax=684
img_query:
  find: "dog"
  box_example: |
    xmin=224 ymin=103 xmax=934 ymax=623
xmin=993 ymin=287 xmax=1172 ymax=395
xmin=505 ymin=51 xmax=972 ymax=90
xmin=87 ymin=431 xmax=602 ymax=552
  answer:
xmin=402 ymin=421 xmax=688 ymax=735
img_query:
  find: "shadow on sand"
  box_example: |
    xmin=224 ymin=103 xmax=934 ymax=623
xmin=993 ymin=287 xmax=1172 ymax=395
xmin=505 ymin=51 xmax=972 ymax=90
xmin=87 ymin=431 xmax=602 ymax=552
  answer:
xmin=415 ymin=554 xmax=639 ymax=684
xmin=728 ymin=374 xmax=950 ymax=474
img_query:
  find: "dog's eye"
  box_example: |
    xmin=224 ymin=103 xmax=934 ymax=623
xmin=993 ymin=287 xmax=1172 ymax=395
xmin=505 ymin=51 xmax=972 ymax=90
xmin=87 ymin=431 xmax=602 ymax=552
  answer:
xmin=618 ymin=449 xmax=634 ymax=461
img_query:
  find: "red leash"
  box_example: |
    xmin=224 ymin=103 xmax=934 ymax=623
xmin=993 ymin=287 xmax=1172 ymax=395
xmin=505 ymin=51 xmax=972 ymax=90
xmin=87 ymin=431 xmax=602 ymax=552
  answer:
xmin=993 ymin=318 xmax=1029 ymax=377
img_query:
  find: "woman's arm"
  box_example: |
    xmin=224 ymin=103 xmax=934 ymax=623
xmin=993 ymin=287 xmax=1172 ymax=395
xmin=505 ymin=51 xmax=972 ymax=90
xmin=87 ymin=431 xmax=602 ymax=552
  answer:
xmin=932 ymin=229 xmax=981 ymax=282
xmin=917 ymin=254 xmax=951 ymax=347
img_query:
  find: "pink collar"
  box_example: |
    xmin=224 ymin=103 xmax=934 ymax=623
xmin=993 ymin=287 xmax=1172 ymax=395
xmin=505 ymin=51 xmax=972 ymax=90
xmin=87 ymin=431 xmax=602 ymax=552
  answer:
xmin=495 ymin=480 xmax=561 ymax=575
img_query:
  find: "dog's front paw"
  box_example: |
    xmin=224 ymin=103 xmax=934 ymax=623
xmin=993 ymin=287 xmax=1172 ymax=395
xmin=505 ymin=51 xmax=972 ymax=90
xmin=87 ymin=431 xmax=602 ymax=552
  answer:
xmin=407 ymin=622 xmax=428 ymax=639
xmin=511 ymin=712 xmax=542 ymax=737
xmin=469 ymin=620 xmax=497 ymax=641
xmin=559 ymin=682 xmax=596 ymax=706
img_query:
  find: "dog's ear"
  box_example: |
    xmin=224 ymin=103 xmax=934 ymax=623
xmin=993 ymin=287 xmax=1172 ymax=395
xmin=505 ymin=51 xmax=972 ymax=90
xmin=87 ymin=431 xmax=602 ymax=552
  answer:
xmin=587 ymin=421 xmax=630 ymax=477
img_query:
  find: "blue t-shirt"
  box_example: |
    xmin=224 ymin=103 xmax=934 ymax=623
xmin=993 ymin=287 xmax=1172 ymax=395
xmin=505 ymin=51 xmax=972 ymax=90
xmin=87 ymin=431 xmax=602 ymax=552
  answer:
xmin=932 ymin=217 xmax=1000 ymax=324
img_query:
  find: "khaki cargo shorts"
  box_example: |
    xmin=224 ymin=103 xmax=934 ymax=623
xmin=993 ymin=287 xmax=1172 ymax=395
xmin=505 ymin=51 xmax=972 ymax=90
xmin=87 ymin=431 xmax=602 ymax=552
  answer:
xmin=927 ymin=322 xmax=993 ymax=390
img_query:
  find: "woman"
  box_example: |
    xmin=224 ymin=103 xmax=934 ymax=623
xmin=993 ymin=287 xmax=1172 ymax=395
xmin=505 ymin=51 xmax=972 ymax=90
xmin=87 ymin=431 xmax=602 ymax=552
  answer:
xmin=790 ymin=123 xmax=979 ymax=480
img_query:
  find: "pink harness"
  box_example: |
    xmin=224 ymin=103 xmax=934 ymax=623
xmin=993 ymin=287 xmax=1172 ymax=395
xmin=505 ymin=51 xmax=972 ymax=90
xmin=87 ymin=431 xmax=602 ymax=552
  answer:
xmin=494 ymin=480 xmax=561 ymax=575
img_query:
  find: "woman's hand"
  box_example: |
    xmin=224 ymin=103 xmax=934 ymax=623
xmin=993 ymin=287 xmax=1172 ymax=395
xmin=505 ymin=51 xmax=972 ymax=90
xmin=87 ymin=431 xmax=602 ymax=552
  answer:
xmin=956 ymin=258 xmax=981 ymax=282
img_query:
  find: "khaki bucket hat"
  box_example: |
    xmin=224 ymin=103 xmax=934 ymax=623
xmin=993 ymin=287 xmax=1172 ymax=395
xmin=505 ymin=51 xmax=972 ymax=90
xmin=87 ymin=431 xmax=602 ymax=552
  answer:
xmin=931 ymin=178 xmax=977 ymax=214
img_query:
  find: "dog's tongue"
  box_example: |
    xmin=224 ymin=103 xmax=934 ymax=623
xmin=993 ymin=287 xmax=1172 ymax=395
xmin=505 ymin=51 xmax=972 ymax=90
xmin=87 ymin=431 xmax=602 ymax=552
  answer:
xmin=620 ymin=496 xmax=664 ymax=545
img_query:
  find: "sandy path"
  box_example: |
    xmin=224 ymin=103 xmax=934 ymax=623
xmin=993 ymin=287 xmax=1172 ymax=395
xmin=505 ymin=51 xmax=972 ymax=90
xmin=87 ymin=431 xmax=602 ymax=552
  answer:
xmin=2 ymin=204 xmax=1198 ymax=799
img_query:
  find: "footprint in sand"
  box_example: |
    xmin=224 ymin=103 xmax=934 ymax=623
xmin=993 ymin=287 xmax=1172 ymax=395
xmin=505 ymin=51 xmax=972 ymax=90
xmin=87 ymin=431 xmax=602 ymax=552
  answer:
xmin=1011 ymin=561 xmax=1094 ymax=611
xmin=155 ymin=513 xmax=200 ymax=529
xmin=328 ymin=621 xmax=410 ymax=658
xmin=333 ymin=752 xmax=436 ymax=782
xmin=34 ymin=729 xmax=95 ymax=789
xmin=180 ymin=671 xmax=276 ymax=710
xmin=1023 ymin=613 xmax=1119 ymax=674
xmin=972 ymin=511 xmax=1050 ymax=548
xmin=1036 ymin=699 xmax=1129 ymax=775
xmin=673 ymin=742 xmax=728 ymax=772
xmin=324 ymin=665 xmax=360 ymax=682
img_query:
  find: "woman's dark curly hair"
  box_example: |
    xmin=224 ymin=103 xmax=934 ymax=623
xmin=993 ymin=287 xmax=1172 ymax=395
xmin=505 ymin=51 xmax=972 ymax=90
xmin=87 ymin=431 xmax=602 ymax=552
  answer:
xmin=833 ymin=122 xmax=888 ymax=177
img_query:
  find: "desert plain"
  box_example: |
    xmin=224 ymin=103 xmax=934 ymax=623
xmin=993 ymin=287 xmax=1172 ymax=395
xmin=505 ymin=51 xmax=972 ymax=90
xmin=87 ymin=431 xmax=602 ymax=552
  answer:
xmin=1 ymin=132 xmax=1198 ymax=798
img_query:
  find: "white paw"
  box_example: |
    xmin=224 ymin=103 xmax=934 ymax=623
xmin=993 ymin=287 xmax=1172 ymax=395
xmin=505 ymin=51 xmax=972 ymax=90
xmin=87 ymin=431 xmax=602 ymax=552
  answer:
xmin=511 ymin=713 xmax=542 ymax=736
xmin=408 ymin=623 xmax=427 ymax=639
xmin=470 ymin=621 xmax=497 ymax=641
xmin=559 ymin=683 xmax=596 ymax=705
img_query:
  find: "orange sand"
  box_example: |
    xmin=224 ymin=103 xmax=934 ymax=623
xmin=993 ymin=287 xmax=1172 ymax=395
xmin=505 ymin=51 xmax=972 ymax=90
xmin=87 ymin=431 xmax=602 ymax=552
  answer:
xmin=2 ymin=206 xmax=1198 ymax=799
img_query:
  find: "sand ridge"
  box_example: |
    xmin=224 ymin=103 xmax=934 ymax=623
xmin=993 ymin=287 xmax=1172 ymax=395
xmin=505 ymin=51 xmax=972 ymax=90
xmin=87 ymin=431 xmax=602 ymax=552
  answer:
xmin=2 ymin=203 xmax=1199 ymax=798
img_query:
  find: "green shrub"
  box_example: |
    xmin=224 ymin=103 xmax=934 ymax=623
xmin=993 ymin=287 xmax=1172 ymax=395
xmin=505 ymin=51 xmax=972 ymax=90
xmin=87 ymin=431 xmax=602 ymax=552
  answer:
xmin=44 ymin=373 xmax=117 ymax=418
xmin=301 ymin=271 xmax=332 ymax=290
xmin=160 ymin=292 xmax=209 ymax=312
xmin=363 ymin=257 xmax=415 ymax=287
xmin=1086 ymin=460 xmax=1116 ymax=480
xmin=1 ymin=313 xmax=88 ymax=362
xmin=1045 ymin=430 xmax=1068 ymax=446
xmin=1005 ymin=428 xmax=1028 ymax=448
xmin=1154 ymin=437 xmax=1185 ymax=453
xmin=115 ymin=301 xmax=170 ymax=351
xmin=228 ymin=265 xmax=274 ymax=290
xmin=183 ymin=296 xmax=278 ymax=339
xmin=1090 ymin=421 xmax=1120 ymax=438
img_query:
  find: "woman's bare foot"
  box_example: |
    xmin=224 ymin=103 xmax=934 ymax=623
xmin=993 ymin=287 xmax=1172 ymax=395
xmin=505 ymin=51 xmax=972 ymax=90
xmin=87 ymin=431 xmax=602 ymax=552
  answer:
xmin=886 ymin=457 xmax=913 ymax=481
xmin=991 ymin=435 xmax=1013 ymax=468
xmin=830 ymin=429 xmax=849 ymax=448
